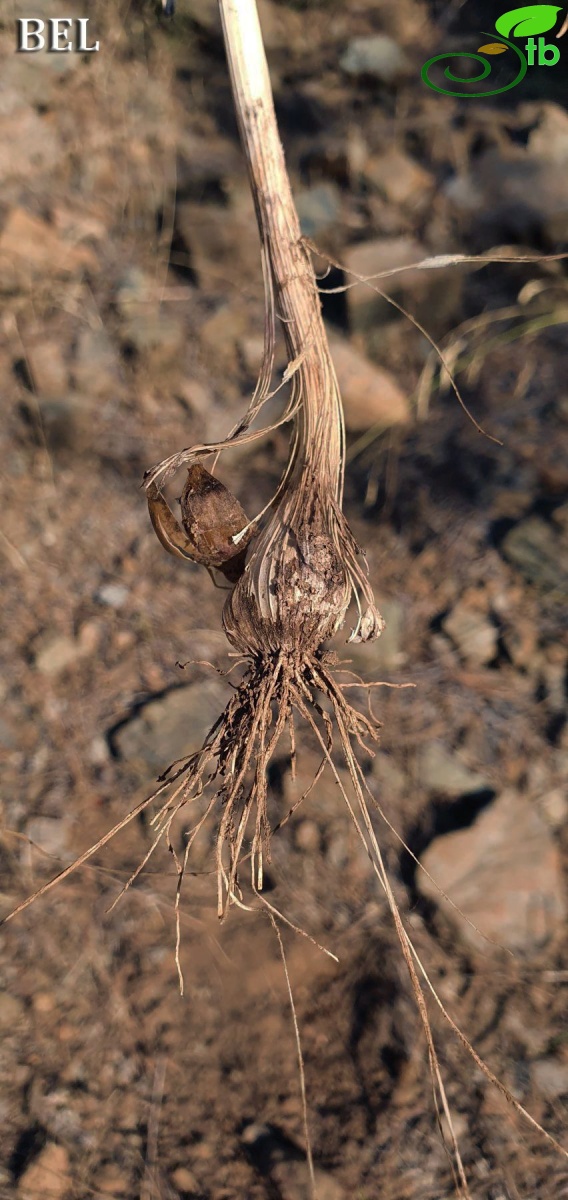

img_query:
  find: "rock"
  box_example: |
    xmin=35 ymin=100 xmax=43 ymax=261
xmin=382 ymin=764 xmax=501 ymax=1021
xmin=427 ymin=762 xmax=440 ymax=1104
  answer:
xmin=363 ymin=148 xmax=434 ymax=213
xmin=528 ymin=102 xmax=568 ymax=166
xmin=51 ymin=203 xmax=107 ymax=248
xmin=446 ymin=115 xmax=568 ymax=246
xmin=122 ymin=312 xmax=184 ymax=365
xmin=95 ymin=582 xmax=129 ymax=609
xmin=296 ymin=183 xmax=342 ymax=238
xmin=0 ymin=106 xmax=60 ymax=184
xmin=417 ymin=742 xmax=488 ymax=797
xmin=29 ymin=396 xmax=93 ymax=455
xmin=418 ymin=791 xmax=566 ymax=954
xmin=199 ymin=303 xmax=247 ymax=368
xmin=171 ymin=1165 xmax=199 ymax=1193
xmin=537 ymin=787 xmax=568 ymax=830
xmin=93 ymin=1165 xmax=130 ymax=1195
xmin=88 ymin=735 xmax=110 ymax=767
xmin=176 ymin=378 xmax=214 ymax=417
xmin=539 ymin=657 xmax=567 ymax=714
xmin=0 ymin=208 xmax=98 ymax=290
xmin=25 ymin=817 xmax=72 ymax=861
xmin=442 ymin=602 xmax=497 ymax=666
xmin=329 ymin=334 xmax=409 ymax=432
xmin=176 ymin=130 xmax=240 ymax=197
xmin=112 ymin=681 xmax=225 ymax=772
xmin=0 ymin=991 xmax=26 ymax=1030
xmin=0 ymin=717 xmax=16 ymax=750
xmin=115 ymin=267 xmax=154 ymax=318
xmin=501 ymin=517 xmax=567 ymax=591
xmin=17 ymin=1142 xmax=70 ymax=1200
xmin=532 ymin=1057 xmax=568 ymax=1100
xmin=294 ymin=819 xmax=321 ymax=853
xmin=343 ymin=598 xmax=406 ymax=672
xmin=340 ymin=35 xmax=409 ymax=84
xmin=0 ymin=52 xmax=67 ymax=109
xmin=241 ymin=1124 xmax=344 ymax=1200
xmin=34 ymin=625 xmax=99 ymax=676
xmin=184 ymin=0 xmax=220 ymax=34
xmin=175 ymin=201 xmax=260 ymax=292
xmin=371 ymin=752 xmax=406 ymax=796
xmin=26 ymin=340 xmax=68 ymax=399
xmin=73 ymin=329 xmax=119 ymax=399
xmin=501 ymin=614 xmax=537 ymax=670
xmin=343 ymin=236 xmax=462 ymax=336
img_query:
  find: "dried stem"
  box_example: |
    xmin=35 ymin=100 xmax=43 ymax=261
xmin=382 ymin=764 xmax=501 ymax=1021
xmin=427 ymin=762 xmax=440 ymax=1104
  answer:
xmin=3 ymin=4 xmax=567 ymax=1195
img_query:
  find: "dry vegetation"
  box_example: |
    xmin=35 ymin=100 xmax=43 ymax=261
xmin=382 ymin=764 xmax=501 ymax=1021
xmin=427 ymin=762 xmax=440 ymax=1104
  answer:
xmin=0 ymin=1 xmax=567 ymax=1198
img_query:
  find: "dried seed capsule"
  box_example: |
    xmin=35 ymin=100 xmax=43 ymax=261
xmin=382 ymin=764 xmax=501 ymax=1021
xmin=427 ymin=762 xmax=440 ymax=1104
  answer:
xmin=180 ymin=465 xmax=251 ymax=572
xmin=147 ymin=465 xmax=252 ymax=583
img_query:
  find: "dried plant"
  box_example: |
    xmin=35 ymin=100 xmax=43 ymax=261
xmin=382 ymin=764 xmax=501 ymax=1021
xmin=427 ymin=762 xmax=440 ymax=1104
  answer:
xmin=4 ymin=1 xmax=567 ymax=1195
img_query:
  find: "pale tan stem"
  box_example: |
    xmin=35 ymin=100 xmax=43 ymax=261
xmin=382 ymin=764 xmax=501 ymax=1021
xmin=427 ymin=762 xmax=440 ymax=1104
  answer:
xmin=218 ymin=0 xmax=345 ymax=497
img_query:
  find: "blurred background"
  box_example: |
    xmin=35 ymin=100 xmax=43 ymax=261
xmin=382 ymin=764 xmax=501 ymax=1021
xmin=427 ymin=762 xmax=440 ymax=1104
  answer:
xmin=0 ymin=1 xmax=567 ymax=1197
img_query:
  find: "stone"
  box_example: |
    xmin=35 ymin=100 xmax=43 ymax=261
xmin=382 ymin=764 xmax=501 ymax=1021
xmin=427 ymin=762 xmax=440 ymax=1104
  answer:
xmin=445 ymin=132 xmax=568 ymax=246
xmin=340 ymin=35 xmax=409 ymax=84
xmin=528 ymin=103 xmax=568 ymax=166
xmin=73 ymin=329 xmax=119 ymax=399
xmin=34 ymin=629 xmax=96 ymax=676
xmin=329 ymin=334 xmax=409 ymax=432
xmin=175 ymin=201 xmax=260 ymax=292
xmin=199 ymin=303 xmax=247 ymax=368
xmin=112 ymin=681 xmax=225 ymax=773
xmin=95 ymin=583 xmax=129 ymax=609
xmin=31 ymin=396 xmax=94 ymax=455
xmin=0 ymin=991 xmax=26 ymax=1030
xmin=176 ymin=378 xmax=213 ymax=418
xmin=0 ymin=208 xmax=97 ymax=290
xmin=25 ymin=817 xmax=72 ymax=861
xmin=371 ymin=752 xmax=406 ymax=796
xmin=343 ymin=598 xmax=406 ymax=672
xmin=532 ymin=1057 xmax=568 ymax=1100
xmin=417 ymin=742 xmax=488 ymax=797
xmin=295 ymin=183 xmax=342 ymax=238
xmin=17 ymin=1142 xmax=70 ymax=1200
xmin=115 ymin=268 xmax=154 ymax=318
xmin=363 ymin=148 xmax=434 ymax=212
xmin=442 ymin=601 xmax=497 ymax=666
xmin=0 ymin=106 xmax=60 ymax=184
xmin=26 ymin=340 xmax=68 ymax=399
xmin=537 ymin=787 xmax=568 ymax=830
xmin=0 ymin=52 xmax=63 ymax=110
xmin=241 ymin=1123 xmax=344 ymax=1200
xmin=501 ymin=615 xmax=537 ymax=670
xmin=418 ymin=791 xmax=566 ymax=955
xmin=176 ymin=130 xmax=240 ymax=196
xmin=343 ymin=236 xmax=462 ymax=336
xmin=501 ymin=517 xmax=567 ymax=591
xmin=294 ymin=819 xmax=321 ymax=853
xmin=94 ymin=1166 xmax=130 ymax=1195
xmin=171 ymin=1165 xmax=199 ymax=1193
xmin=122 ymin=312 xmax=184 ymax=365
xmin=184 ymin=0 xmax=220 ymax=33
xmin=0 ymin=717 xmax=16 ymax=750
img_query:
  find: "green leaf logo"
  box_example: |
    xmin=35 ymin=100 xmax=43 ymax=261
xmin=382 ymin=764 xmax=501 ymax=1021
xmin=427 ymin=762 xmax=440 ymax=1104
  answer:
xmin=495 ymin=4 xmax=561 ymax=37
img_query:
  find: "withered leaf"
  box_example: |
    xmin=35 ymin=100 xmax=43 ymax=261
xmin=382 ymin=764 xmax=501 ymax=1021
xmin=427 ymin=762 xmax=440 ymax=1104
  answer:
xmin=477 ymin=42 xmax=508 ymax=53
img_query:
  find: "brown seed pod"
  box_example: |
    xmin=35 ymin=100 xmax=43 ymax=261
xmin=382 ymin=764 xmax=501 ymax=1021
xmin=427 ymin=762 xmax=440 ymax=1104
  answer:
xmin=147 ymin=465 xmax=253 ymax=583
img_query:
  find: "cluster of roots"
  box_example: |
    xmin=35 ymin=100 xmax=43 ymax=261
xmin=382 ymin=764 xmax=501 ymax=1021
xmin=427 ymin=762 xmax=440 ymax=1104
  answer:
xmin=128 ymin=648 xmax=382 ymax=932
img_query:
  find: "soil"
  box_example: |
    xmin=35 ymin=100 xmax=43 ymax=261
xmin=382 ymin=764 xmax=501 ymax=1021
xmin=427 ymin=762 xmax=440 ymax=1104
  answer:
xmin=0 ymin=3 xmax=567 ymax=1199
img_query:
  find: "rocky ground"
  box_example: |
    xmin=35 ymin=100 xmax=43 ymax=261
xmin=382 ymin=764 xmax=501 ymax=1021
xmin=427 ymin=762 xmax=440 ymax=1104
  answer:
xmin=0 ymin=1 xmax=567 ymax=1198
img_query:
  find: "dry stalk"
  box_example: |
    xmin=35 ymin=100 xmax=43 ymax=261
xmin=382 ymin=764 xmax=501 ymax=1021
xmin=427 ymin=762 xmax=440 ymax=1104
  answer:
xmin=4 ymin=1 xmax=567 ymax=1194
